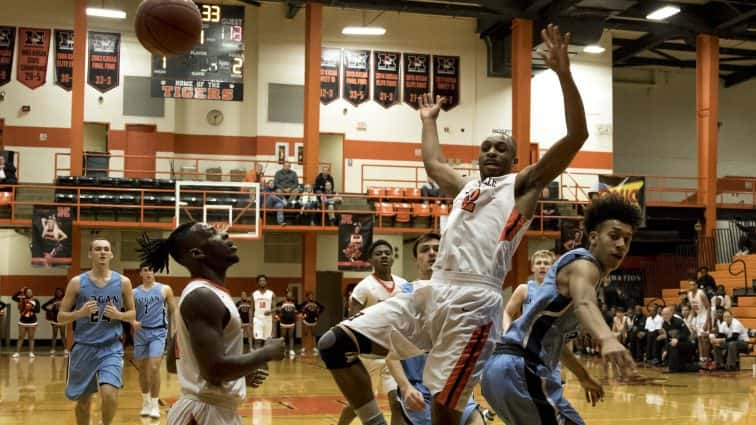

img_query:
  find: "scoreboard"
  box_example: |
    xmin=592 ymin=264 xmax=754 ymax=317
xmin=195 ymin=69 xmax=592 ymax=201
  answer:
xmin=151 ymin=2 xmax=245 ymax=101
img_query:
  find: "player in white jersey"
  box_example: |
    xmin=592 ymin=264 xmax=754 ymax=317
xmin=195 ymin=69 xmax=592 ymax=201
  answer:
xmin=319 ymin=24 xmax=589 ymax=425
xmin=137 ymin=224 xmax=285 ymax=425
xmin=252 ymin=274 xmax=275 ymax=349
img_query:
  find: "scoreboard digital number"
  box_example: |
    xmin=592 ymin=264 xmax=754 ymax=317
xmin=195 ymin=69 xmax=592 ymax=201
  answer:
xmin=151 ymin=2 xmax=245 ymax=101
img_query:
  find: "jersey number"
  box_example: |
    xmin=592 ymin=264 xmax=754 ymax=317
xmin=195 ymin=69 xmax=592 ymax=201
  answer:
xmin=461 ymin=188 xmax=480 ymax=213
xmin=90 ymin=308 xmax=110 ymax=323
xmin=258 ymin=301 xmax=267 ymax=309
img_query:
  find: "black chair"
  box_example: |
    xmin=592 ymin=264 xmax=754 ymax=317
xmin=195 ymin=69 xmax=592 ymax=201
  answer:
xmin=137 ymin=178 xmax=157 ymax=188
xmin=157 ymin=179 xmax=175 ymax=190
xmin=77 ymin=176 xmax=97 ymax=186
xmin=115 ymin=177 xmax=137 ymax=188
xmin=56 ymin=176 xmax=78 ymax=186
xmin=96 ymin=176 xmax=117 ymax=187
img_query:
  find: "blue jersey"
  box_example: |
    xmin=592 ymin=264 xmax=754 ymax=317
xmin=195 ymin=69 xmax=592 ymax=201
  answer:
xmin=501 ymin=248 xmax=599 ymax=371
xmin=74 ymin=272 xmax=124 ymax=345
xmin=134 ymin=284 xmax=166 ymax=329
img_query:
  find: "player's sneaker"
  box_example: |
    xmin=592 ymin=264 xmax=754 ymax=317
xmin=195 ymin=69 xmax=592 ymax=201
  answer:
xmin=140 ymin=399 xmax=151 ymax=417
xmin=148 ymin=400 xmax=160 ymax=419
xmin=29 ymin=353 xmax=35 ymax=358
xmin=11 ymin=352 xmax=19 ymax=359
xmin=288 ymin=350 xmax=296 ymax=358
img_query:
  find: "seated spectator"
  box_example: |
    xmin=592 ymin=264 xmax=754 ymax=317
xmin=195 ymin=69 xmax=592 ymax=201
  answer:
xmin=696 ymin=267 xmax=717 ymax=299
xmin=320 ymin=181 xmax=342 ymax=226
xmin=710 ymin=285 xmax=732 ymax=319
xmin=735 ymin=222 xmax=755 ymax=256
xmin=643 ymin=304 xmax=664 ymax=365
xmin=680 ymin=304 xmax=695 ymax=336
xmin=314 ymin=165 xmax=335 ymax=193
xmin=660 ymin=306 xmax=697 ymax=372
xmin=612 ymin=307 xmax=631 ymax=345
xmin=710 ymin=309 xmax=750 ymax=371
xmin=678 ymin=290 xmax=691 ymax=311
xmin=262 ymin=180 xmax=287 ymax=226
xmin=298 ymin=184 xmax=320 ymax=225
xmin=628 ymin=305 xmax=647 ymax=361
xmin=691 ymin=303 xmax=711 ymax=365
xmin=274 ymin=161 xmax=299 ymax=198
xmin=0 ymin=155 xmax=17 ymax=185
xmin=420 ymin=178 xmax=441 ymax=200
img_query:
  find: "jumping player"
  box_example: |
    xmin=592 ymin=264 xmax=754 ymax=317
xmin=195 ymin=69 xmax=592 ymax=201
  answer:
xmin=252 ymin=274 xmax=275 ymax=349
xmin=319 ymin=24 xmax=588 ymax=424
xmin=132 ymin=265 xmax=177 ymax=419
xmin=299 ymin=291 xmax=324 ymax=355
xmin=138 ymin=224 xmax=285 ymax=425
xmin=481 ymin=195 xmax=642 ymax=425
xmin=58 ymin=238 xmax=136 ymax=425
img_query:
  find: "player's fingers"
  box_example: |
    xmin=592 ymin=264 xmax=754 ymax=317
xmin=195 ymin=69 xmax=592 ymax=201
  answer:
xmin=563 ymin=32 xmax=572 ymax=48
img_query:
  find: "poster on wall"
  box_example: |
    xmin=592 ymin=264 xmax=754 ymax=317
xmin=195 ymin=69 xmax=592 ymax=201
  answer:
xmin=598 ymin=175 xmax=646 ymax=227
xmin=0 ymin=26 xmax=17 ymax=87
xmin=433 ymin=55 xmax=460 ymax=111
xmin=338 ymin=214 xmax=374 ymax=271
xmin=320 ymin=47 xmax=340 ymax=104
xmin=16 ymin=28 xmax=51 ymax=89
xmin=295 ymin=143 xmax=304 ymax=165
xmin=342 ymin=49 xmax=370 ymax=107
xmin=607 ymin=269 xmax=644 ymax=309
xmin=276 ymin=142 xmax=288 ymax=165
xmin=31 ymin=205 xmax=73 ymax=267
xmin=54 ymin=29 xmax=74 ymax=91
xmin=402 ymin=53 xmax=429 ymax=110
xmin=373 ymin=50 xmax=400 ymax=108
xmin=87 ymin=31 xmax=120 ymax=93
xmin=559 ymin=220 xmax=587 ymax=255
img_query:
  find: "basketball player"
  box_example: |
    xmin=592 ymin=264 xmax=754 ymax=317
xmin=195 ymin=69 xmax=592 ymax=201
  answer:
xmin=137 ymin=223 xmax=285 ymax=425
xmin=132 ymin=265 xmax=177 ymax=419
xmin=252 ymin=274 xmax=275 ymax=349
xmin=319 ymin=24 xmax=589 ymax=425
xmin=480 ymin=196 xmax=642 ymax=425
xmin=276 ymin=290 xmax=298 ymax=358
xmin=386 ymin=232 xmax=485 ymax=425
xmin=337 ymin=240 xmax=408 ymax=425
xmin=502 ymin=250 xmax=557 ymax=332
xmin=299 ymin=291 xmax=324 ymax=355
xmin=57 ymin=238 xmax=136 ymax=425
xmin=236 ymin=291 xmax=253 ymax=351
xmin=42 ymin=288 xmax=67 ymax=356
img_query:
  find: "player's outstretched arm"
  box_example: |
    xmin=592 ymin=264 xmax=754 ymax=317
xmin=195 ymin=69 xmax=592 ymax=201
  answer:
xmin=560 ymin=347 xmax=603 ymax=406
xmin=515 ymin=24 xmax=588 ymax=217
xmin=502 ymin=284 xmax=527 ymax=333
xmin=181 ymin=288 xmax=285 ymax=385
xmin=419 ymin=93 xmax=466 ymax=197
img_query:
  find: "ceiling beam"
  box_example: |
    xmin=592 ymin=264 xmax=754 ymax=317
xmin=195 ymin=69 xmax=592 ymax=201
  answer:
xmin=613 ymin=29 xmax=686 ymax=64
xmin=723 ymin=64 xmax=756 ymax=87
xmin=715 ymin=5 xmax=756 ymax=31
xmin=616 ymin=57 xmax=750 ymax=73
xmin=296 ymin=0 xmax=517 ymax=19
xmin=285 ymin=1 xmax=303 ymax=19
xmin=613 ymin=39 xmax=756 ymax=58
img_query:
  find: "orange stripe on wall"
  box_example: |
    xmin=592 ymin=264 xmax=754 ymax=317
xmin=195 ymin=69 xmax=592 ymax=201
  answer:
xmin=4 ymin=126 xmax=71 ymax=148
xmin=567 ymin=151 xmax=613 ymax=170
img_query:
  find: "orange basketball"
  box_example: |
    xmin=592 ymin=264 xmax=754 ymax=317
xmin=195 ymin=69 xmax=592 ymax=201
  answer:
xmin=135 ymin=0 xmax=203 ymax=56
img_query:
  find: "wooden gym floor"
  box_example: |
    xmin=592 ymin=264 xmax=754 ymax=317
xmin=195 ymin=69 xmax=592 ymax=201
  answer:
xmin=0 ymin=349 xmax=755 ymax=425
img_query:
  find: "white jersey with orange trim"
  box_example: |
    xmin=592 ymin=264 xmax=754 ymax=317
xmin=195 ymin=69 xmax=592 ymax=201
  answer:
xmin=351 ymin=273 xmax=408 ymax=309
xmin=175 ymin=280 xmax=245 ymax=410
xmin=253 ymin=289 xmax=275 ymax=319
xmin=433 ymin=173 xmax=531 ymax=287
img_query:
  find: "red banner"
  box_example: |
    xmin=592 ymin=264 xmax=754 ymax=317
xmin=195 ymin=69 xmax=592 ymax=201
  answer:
xmin=16 ymin=27 xmax=51 ymax=89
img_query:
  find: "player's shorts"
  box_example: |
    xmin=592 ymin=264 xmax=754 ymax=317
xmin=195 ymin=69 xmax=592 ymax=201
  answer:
xmin=361 ymin=356 xmax=397 ymax=393
xmin=342 ymin=274 xmax=503 ymax=412
xmin=134 ymin=327 xmax=167 ymax=360
xmin=168 ymin=396 xmax=240 ymax=425
xmin=253 ymin=316 xmax=273 ymax=340
xmin=399 ymin=382 xmax=479 ymax=425
xmin=481 ymin=350 xmax=583 ymax=425
xmin=65 ymin=340 xmax=124 ymax=400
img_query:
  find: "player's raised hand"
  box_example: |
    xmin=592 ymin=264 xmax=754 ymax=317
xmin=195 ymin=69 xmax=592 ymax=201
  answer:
xmin=418 ymin=93 xmax=444 ymax=121
xmin=578 ymin=374 xmax=604 ymax=407
xmin=78 ymin=300 xmax=98 ymax=318
xmin=103 ymin=302 xmax=122 ymax=321
xmin=538 ymin=24 xmax=571 ymax=75
xmin=247 ymin=368 xmax=269 ymax=388
xmin=262 ymin=337 xmax=286 ymax=361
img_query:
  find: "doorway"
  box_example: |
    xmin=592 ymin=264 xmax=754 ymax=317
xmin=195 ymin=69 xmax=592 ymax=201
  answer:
xmin=125 ymin=124 xmax=158 ymax=179
xmin=319 ymin=133 xmax=344 ymax=192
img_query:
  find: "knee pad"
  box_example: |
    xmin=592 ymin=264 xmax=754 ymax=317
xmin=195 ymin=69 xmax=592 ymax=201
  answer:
xmin=318 ymin=326 xmax=373 ymax=369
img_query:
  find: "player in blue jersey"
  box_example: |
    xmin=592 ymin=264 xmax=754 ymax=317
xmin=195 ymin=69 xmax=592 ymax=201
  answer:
xmin=58 ymin=238 xmax=136 ymax=425
xmin=132 ymin=265 xmax=177 ymax=419
xmin=481 ymin=195 xmax=642 ymax=425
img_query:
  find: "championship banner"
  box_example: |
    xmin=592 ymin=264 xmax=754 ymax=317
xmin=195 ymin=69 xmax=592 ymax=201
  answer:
xmin=433 ymin=55 xmax=460 ymax=111
xmin=403 ymin=53 xmax=429 ymax=110
xmin=0 ymin=26 xmax=17 ymax=87
xmin=54 ymin=29 xmax=74 ymax=91
xmin=16 ymin=27 xmax=51 ymax=89
xmin=87 ymin=31 xmax=120 ymax=93
xmin=342 ymin=49 xmax=370 ymax=107
xmin=598 ymin=175 xmax=646 ymax=227
xmin=373 ymin=50 xmax=400 ymax=108
xmin=338 ymin=214 xmax=374 ymax=271
xmin=607 ymin=269 xmax=644 ymax=308
xmin=320 ymin=47 xmax=340 ymax=105
xmin=31 ymin=206 xmax=73 ymax=267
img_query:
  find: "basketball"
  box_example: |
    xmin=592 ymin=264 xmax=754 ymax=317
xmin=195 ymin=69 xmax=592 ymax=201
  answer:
xmin=135 ymin=0 xmax=202 ymax=56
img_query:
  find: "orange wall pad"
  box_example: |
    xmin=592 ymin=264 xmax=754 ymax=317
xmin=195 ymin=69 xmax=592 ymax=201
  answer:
xmin=4 ymin=126 xmax=71 ymax=148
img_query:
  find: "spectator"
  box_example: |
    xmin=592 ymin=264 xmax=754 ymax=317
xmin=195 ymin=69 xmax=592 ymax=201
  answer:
xmin=12 ymin=287 xmax=40 ymax=358
xmin=320 ymin=181 xmax=342 ymax=226
xmin=420 ymin=178 xmax=441 ymax=199
xmin=612 ymin=307 xmax=631 ymax=345
xmin=0 ymin=155 xmax=18 ymax=184
xmin=274 ymin=161 xmax=299 ymax=197
xmin=313 ymin=165 xmax=335 ymax=193
xmin=680 ymin=304 xmax=695 ymax=336
xmin=692 ymin=303 xmax=711 ymax=365
xmin=710 ymin=309 xmax=750 ymax=371
xmin=628 ymin=305 xmax=647 ymax=361
xmin=735 ymin=222 xmax=756 ymax=256
xmin=710 ymin=285 xmax=732 ymax=320
xmin=298 ymin=184 xmax=320 ymax=225
xmin=539 ymin=185 xmax=559 ymax=230
xmin=696 ymin=267 xmax=717 ymax=299
xmin=660 ymin=306 xmax=696 ymax=372
xmin=263 ymin=179 xmax=287 ymax=226
xmin=643 ymin=304 xmax=664 ymax=365
xmin=678 ymin=290 xmax=691 ymax=311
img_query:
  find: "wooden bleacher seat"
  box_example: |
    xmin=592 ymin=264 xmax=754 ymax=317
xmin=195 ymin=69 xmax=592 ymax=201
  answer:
xmin=386 ymin=187 xmax=403 ymax=201
xmin=377 ymin=202 xmax=395 ymax=226
xmin=394 ymin=203 xmax=411 ymax=225
xmin=0 ymin=192 xmax=12 ymax=206
xmin=411 ymin=202 xmax=431 ymax=228
xmin=404 ymin=187 xmax=421 ymax=200
xmin=206 ymin=167 xmax=223 ymax=182
xmin=230 ymin=169 xmax=245 ymax=182
xmin=367 ymin=187 xmax=385 ymax=202
xmin=431 ymin=203 xmax=449 ymax=217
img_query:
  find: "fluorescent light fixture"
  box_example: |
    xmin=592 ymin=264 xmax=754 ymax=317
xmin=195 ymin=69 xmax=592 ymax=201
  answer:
xmin=646 ymin=5 xmax=680 ymax=21
xmin=342 ymin=26 xmax=386 ymax=36
xmin=86 ymin=7 xmax=127 ymax=19
xmin=583 ymin=45 xmax=605 ymax=54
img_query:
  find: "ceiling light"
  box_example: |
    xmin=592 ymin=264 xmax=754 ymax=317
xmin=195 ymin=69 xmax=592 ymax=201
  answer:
xmin=86 ymin=7 xmax=127 ymax=19
xmin=646 ymin=5 xmax=680 ymax=21
xmin=342 ymin=26 xmax=386 ymax=36
xmin=583 ymin=45 xmax=605 ymax=54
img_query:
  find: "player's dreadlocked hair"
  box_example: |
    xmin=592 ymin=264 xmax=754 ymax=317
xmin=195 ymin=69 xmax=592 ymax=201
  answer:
xmin=137 ymin=222 xmax=196 ymax=273
xmin=583 ymin=195 xmax=642 ymax=233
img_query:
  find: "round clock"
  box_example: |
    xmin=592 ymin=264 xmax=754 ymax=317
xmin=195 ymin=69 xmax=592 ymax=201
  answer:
xmin=207 ymin=109 xmax=224 ymax=126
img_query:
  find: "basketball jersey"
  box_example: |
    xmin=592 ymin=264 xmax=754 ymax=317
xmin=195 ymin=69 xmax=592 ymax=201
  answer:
xmin=433 ymin=174 xmax=531 ymax=286
xmin=253 ymin=290 xmax=274 ymax=319
xmin=74 ymin=271 xmax=124 ymax=345
xmin=134 ymin=283 xmax=166 ymax=329
xmin=176 ymin=280 xmax=245 ymax=408
xmin=351 ymin=274 xmax=408 ymax=308
xmin=278 ymin=300 xmax=297 ymax=325
xmin=501 ymin=248 xmax=598 ymax=371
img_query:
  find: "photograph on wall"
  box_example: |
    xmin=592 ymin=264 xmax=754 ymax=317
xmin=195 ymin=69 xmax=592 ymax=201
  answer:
xmin=31 ymin=205 xmax=73 ymax=267
xmin=0 ymin=26 xmax=17 ymax=87
xmin=432 ymin=55 xmax=460 ymax=111
xmin=342 ymin=49 xmax=370 ymax=107
xmin=276 ymin=142 xmax=289 ymax=165
xmin=320 ymin=47 xmax=340 ymax=104
xmin=295 ymin=143 xmax=304 ymax=165
xmin=16 ymin=27 xmax=51 ymax=89
xmin=402 ymin=53 xmax=429 ymax=110
xmin=87 ymin=31 xmax=120 ymax=93
xmin=338 ymin=214 xmax=374 ymax=271
xmin=373 ymin=50 xmax=400 ymax=108
xmin=559 ymin=219 xmax=587 ymax=255
xmin=598 ymin=175 xmax=646 ymax=227
xmin=54 ymin=29 xmax=74 ymax=91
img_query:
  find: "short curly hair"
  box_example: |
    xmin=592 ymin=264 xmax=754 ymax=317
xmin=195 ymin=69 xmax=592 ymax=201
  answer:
xmin=583 ymin=195 xmax=642 ymax=233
